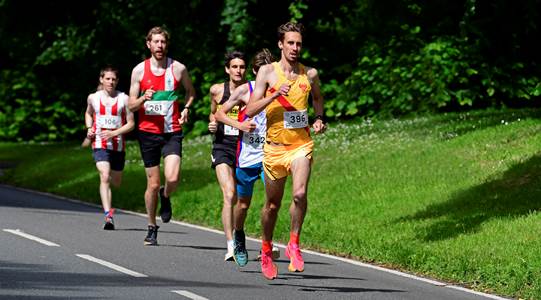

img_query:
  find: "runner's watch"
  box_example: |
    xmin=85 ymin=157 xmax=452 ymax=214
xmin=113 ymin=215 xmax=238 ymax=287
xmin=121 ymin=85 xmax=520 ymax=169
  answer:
xmin=314 ymin=114 xmax=326 ymax=123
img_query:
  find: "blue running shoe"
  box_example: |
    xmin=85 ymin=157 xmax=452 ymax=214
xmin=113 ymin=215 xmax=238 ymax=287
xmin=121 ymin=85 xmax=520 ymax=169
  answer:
xmin=233 ymin=230 xmax=248 ymax=267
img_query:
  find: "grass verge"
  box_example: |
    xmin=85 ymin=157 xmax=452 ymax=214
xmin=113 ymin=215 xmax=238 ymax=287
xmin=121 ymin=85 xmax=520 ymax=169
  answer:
xmin=1 ymin=108 xmax=540 ymax=299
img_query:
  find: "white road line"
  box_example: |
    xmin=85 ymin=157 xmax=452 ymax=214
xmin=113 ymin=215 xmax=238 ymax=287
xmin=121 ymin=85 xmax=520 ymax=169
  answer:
xmin=2 ymin=185 xmax=509 ymax=300
xmin=76 ymin=254 xmax=148 ymax=278
xmin=301 ymin=248 xmax=447 ymax=286
xmin=299 ymin=249 xmax=509 ymax=299
xmin=171 ymin=290 xmax=209 ymax=300
xmin=101 ymin=211 xmax=511 ymax=300
xmin=446 ymin=285 xmax=509 ymax=300
xmin=3 ymin=229 xmax=60 ymax=247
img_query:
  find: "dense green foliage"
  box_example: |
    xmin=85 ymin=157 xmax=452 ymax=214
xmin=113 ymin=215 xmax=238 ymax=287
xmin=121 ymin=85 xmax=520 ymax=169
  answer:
xmin=0 ymin=0 xmax=540 ymax=141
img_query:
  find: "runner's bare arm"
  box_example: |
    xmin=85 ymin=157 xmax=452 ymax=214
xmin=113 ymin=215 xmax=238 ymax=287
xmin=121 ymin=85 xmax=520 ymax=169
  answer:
xmin=215 ymin=84 xmax=255 ymax=132
xmin=85 ymin=94 xmax=94 ymax=129
xmin=178 ymin=63 xmax=195 ymax=124
xmin=85 ymin=94 xmax=96 ymax=138
xmin=245 ymin=64 xmax=283 ymax=117
xmin=123 ymin=99 xmax=135 ymax=133
xmin=128 ymin=63 xmax=147 ymax=112
xmin=178 ymin=63 xmax=195 ymax=109
xmin=307 ymin=67 xmax=326 ymax=134
xmin=208 ymin=84 xmax=220 ymax=133
xmin=116 ymin=96 xmax=136 ymax=135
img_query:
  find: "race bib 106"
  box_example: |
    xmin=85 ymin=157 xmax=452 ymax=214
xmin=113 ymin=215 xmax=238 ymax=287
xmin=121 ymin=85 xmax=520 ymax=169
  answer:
xmin=96 ymin=115 xmax=122 ymax=129
xmin=283 ymin=110 xmax=308 ymax=129
xmin=144 ymin=101 xmax=173 ymax=116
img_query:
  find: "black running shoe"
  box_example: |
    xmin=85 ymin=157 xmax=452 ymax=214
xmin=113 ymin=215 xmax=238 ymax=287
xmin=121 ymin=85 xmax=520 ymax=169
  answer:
xmin=233 ymin=230 xmax=248 ymax=267
xmin=144 ymin=225 xmax=159 ymax=246
xmin=103 ymin=217 xmax=115 ymax=230
xmin=159 ymin=186 xmax=172 ymax=223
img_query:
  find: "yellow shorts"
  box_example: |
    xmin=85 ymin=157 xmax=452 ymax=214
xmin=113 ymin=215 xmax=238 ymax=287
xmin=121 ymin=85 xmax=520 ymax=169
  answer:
xmin=263 ymin=140 xmax=314 ymax=180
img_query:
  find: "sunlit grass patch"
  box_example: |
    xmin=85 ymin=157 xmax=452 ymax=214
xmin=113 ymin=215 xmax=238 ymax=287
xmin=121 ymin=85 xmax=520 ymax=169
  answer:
xmin=1 ymin=108 xmax=541 ymax=299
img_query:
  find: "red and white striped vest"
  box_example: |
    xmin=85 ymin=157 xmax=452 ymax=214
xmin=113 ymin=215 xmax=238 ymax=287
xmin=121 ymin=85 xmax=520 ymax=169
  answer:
xmin=91 ymin=91 xmax=128 ymax=152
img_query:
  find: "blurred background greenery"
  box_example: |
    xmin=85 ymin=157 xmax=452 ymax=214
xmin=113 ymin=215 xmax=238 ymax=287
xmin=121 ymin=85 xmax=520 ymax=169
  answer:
xmin=0 ymin=0 xmax=539 ymax=141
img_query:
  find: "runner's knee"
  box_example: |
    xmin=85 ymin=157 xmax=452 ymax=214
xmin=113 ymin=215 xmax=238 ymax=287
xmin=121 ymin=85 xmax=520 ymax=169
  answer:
xmin=147 ymin=181 xmax=160 ymax=192
xmin=265 ymin=198 xmax=281 ymax=211
xmin=165 ymin=173 xmax=179 ymax=186
xmin=99 ymin=172 xmax=110 ymax=183
xmin=237 ymin=198 xmax=251 ymax=210
xmin=223 ymin=189 xmax=236 ymax=204
xmin=292 ymin=189 xmax=307 ymax=203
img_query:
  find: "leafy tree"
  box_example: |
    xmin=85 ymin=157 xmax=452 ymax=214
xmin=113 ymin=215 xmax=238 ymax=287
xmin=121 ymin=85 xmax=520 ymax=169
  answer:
xmin=0 ymin=0 xmax=539 ymax=141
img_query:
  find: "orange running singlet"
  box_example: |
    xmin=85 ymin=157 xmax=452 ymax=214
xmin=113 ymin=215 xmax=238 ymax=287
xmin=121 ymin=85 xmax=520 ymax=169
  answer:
xmin=265 ymin=62 xmax=312 ymax=145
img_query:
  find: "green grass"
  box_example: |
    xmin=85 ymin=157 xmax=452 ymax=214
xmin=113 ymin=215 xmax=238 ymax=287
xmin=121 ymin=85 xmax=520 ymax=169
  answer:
xmin=1 ymin=108 xmax=541 ymax=299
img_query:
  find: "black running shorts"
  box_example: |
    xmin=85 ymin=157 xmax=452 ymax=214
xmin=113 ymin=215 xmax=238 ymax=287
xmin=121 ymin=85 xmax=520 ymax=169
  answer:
xmin=92 ymin=149 xmax=126 ymax=171
xmin=138 ymin=130 xmax=183 ymax=168
xmin=211 ymin=145 xmax=236 ymax=169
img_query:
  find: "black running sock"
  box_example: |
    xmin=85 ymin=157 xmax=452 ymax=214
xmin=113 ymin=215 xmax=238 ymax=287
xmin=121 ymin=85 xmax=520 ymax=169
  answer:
xmin=234 ymin=229 xmax=245 ymax=243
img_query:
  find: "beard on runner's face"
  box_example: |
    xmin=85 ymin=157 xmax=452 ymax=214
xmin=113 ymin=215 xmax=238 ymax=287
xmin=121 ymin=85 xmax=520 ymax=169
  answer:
xmin=150 ymin=37 xmax=167 ymax=59
xmin=153 ymin=48 xmax=166 ymax=59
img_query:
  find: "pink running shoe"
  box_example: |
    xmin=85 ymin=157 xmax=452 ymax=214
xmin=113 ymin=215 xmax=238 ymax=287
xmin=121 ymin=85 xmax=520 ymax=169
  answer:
xmin=103 ymin=208 xmax=115 ymax=230
xmin=286 ymin=242 xmax=304 ymax=272
xmin=260 ymin=250 xmax=278 ymax=280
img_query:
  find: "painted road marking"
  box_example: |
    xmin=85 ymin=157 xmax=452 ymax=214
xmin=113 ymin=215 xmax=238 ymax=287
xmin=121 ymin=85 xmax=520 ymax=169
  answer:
xmin=447 ymin=285 xmax=509 ymax=300
xmin=4 ymin=185 xmax=509 ymax=300
xmin=3 ymin=229 xmax=60 ymax=247
xmin=76 ymin=254 xmax=148 ymax=278
xmin=172 ymin=290 xmax=209 ymax=300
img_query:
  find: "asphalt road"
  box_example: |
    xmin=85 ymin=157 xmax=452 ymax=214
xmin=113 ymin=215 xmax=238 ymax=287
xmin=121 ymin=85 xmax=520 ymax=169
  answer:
xmin=0 ymin=185 xmax=509 ymax=300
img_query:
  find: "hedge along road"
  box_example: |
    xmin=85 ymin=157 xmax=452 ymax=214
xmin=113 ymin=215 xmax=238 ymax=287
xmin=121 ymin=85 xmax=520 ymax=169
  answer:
xmin=0 ymin=184 xmax=508 ymax=300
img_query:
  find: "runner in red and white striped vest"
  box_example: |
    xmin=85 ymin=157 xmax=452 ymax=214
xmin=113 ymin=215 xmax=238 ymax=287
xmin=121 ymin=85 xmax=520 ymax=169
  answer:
xmin=90 ymin=91 xmax=129 ymax=151
xmin=84 ymin=66 xmax=135 ymax=231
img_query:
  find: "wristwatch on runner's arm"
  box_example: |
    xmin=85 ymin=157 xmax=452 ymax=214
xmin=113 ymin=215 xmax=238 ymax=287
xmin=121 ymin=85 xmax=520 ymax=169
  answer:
xmin=314 ymin=114 xmax=326 ymax=124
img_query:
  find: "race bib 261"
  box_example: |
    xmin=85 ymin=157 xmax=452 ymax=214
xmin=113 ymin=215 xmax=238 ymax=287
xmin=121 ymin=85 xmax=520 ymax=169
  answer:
xmin=144 ymin=101 xmax=173 ymax=116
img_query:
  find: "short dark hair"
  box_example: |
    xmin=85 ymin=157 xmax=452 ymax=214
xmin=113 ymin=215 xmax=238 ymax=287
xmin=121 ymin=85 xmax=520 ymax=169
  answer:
xmin=96 ymin=65 xmax=119 ymax=91
xmin=251 ymin=49 xmax=275 ymax=73
xmin=99 ymin=65 xmax=119 ymax=78
xmin=277 ymin=22 xmax=305 ymax=42
xmin=224 ymin=50 xmax=246 ymax=68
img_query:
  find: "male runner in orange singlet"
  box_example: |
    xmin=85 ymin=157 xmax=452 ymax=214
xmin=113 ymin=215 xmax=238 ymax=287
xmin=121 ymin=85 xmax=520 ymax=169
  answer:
xmin=245 ymin=22 xmax=326 ymax=280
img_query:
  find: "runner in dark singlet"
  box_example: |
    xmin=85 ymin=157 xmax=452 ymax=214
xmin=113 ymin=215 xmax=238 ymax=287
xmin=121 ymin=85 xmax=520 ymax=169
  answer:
xmin=208 ymin=50 xmax=247 ymax=261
